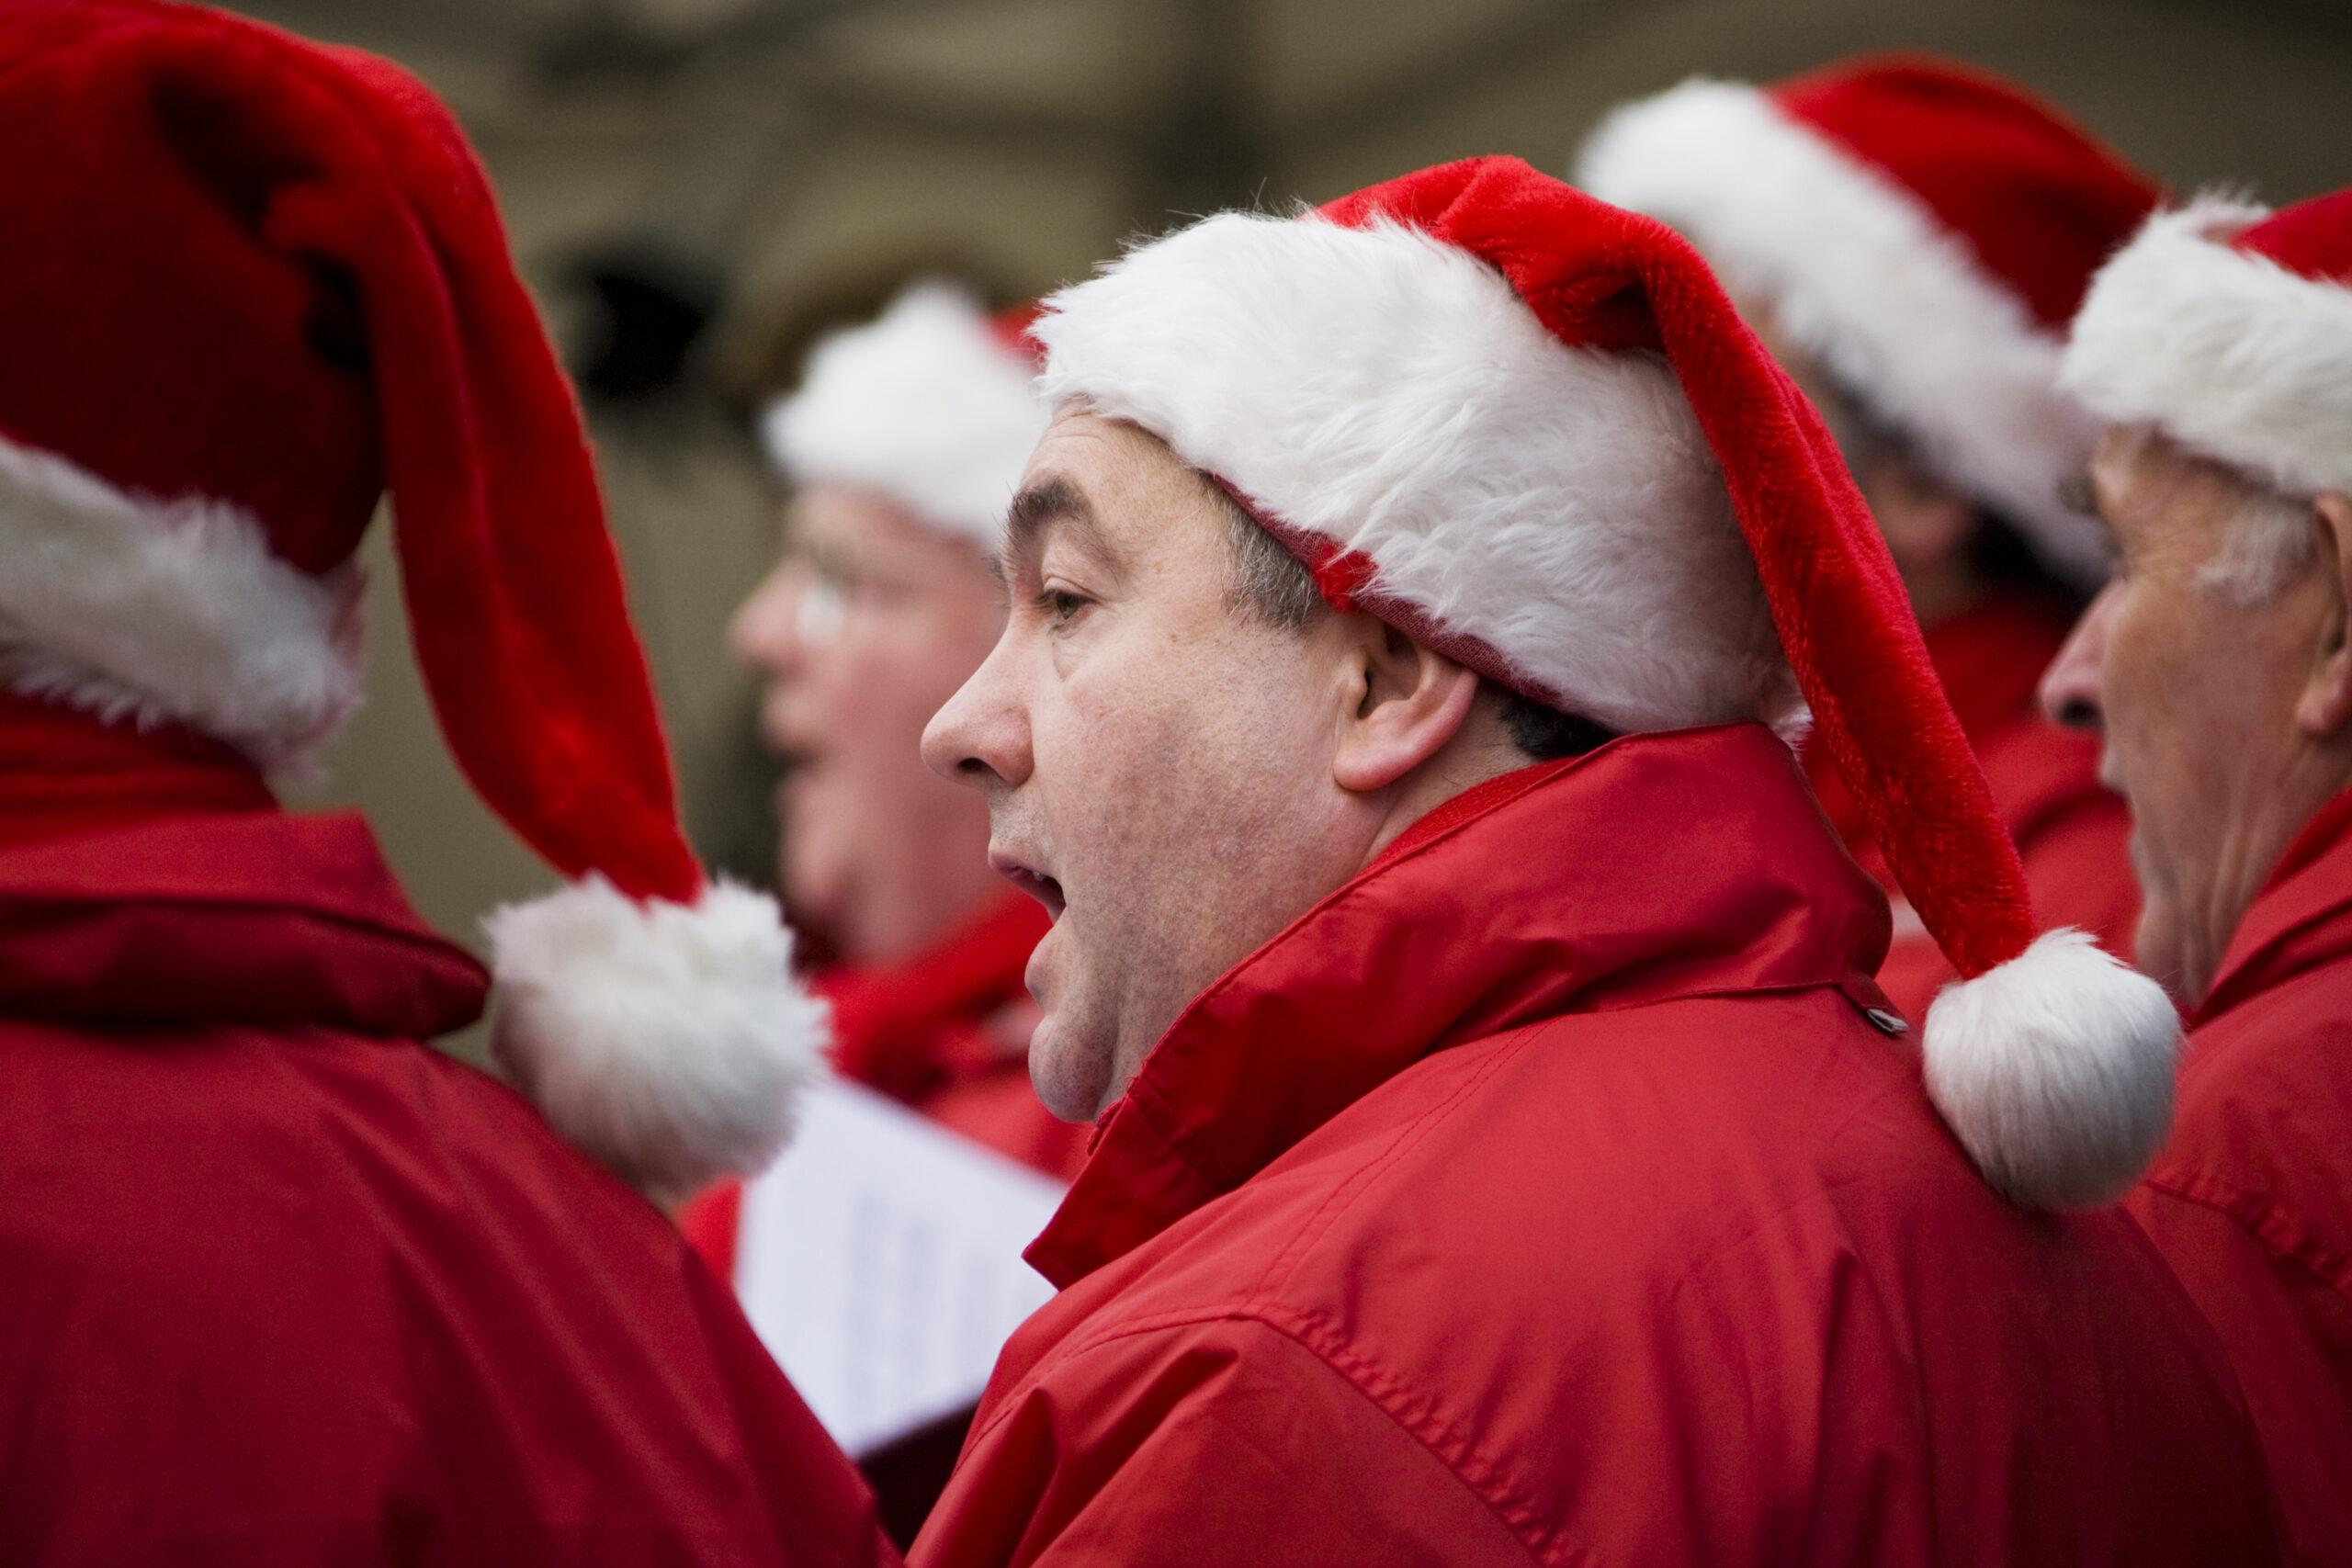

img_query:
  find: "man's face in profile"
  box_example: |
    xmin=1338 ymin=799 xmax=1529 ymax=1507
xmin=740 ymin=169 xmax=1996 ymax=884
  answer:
xmin=922 ymin=413 xmax=1373 ymax=1121
xmin=732 ymin=481 xmax=1006 ymax=962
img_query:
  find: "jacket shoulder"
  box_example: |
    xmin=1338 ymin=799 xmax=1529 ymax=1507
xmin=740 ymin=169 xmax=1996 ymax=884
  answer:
xmin=1009 ymin=989 xmax=2273 ymax=1566
xmin=2152 ymin=970 xmax=2352 ymax=1298
xmin=943 ymin=1308 xmax=1539 ymax=1566
xmin=0 ymin=1016 xmax=885 ymax=1564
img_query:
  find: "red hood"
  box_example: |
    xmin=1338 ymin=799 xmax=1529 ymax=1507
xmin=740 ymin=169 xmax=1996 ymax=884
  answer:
xmin=1025 ymin=722 xmax=1894 ymax=1289
xmin=2197 ymin=783 xmax=2352 ymax=1029
xmin=0 ymin=807 xmax=486 ymax=1039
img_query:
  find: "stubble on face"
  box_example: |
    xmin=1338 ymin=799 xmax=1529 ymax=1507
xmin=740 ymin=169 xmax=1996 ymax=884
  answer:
xmin=931 ymin=414 xmax=1378 ymax=1121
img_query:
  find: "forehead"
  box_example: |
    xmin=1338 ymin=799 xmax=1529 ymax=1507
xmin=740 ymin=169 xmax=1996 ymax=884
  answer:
xmin=1008 ymin=412 xmax=1227 ymax=565
xmin=792 ymin=479 xmax=977 ymax=563
xmin=2090 ymin=427 xmax=2243 ymax=536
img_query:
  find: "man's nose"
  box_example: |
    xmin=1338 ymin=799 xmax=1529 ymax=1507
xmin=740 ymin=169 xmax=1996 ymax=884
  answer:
xmin=2040 ymin=582 xmax=2117 ymax=732
xmin=922 ymin=637 xmax=1032 ymax=791
xmin=729 ymin=562 xmax=806 ymax=674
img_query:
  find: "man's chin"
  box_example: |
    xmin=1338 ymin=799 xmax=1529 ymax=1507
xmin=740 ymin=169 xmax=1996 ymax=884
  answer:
xmin=1027 ymin=1015 xmax=1116 ymax=1125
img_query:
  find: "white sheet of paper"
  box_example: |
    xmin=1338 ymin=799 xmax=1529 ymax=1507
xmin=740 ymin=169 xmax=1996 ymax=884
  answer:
xmin=734 ymin=1076 xmax=1068 ymax=1456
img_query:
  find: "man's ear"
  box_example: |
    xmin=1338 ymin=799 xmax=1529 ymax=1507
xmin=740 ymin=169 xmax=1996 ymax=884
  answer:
xmin=1330 ymin=617 xmax=1482 ymax=794
xmin=2295 ymin=491 xmax=2352 ymax=739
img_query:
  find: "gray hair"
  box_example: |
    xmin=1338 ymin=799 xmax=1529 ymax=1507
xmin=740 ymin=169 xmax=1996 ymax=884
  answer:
xmin=2199 ymin=479 xmax=2318 ymax=605
xmin=1211 ymin=481 xmax=1327 ymax=632
xmin=1209 ymin=484 xmax=1617 ymax=760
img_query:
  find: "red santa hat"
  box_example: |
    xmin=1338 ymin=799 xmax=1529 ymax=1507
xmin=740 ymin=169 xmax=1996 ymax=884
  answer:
xmin=761 ymin=282 xmax=1048 ymax=549
xmin=1032 ymin=156 xmax=2180 ymax=1208
xmin=1577 ymin=55 xmax=2161 ymax=588
xmin=0 ymin=0 xmax=822 ymax=1203
xmin=2064 ymin=186 xmax=2352 ymax=499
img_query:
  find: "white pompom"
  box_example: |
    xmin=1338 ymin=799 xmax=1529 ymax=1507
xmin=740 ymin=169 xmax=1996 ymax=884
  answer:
xmin=484 ymin=875 xmax=829 ymax=1206
xmin=1923 ymin=927 xmax=2182 ymax=1208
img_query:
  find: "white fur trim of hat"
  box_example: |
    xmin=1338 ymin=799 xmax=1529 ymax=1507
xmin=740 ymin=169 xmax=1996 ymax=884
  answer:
xmin=1031 ymin=211 xmax=1804 ymax=742
xmin=0 ymin=429 xmax=363 ymax=777
xmin=2064 ymin=196 xmax=2352 ymax=500
xmin=763 ymin=282 xmax=1048 ymax=549
xmin=1577 ymin=79 xmax=2110 ymax=587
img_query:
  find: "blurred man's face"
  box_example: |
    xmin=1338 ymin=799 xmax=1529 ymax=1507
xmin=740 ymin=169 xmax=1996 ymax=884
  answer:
xmin=2038 ymin=430 xmax=2333 ymax=1002
xmin=922 ymin=413 xmax=1380 ymax=1121
xmin=731 ymin=481 xmax=1008 ymax=963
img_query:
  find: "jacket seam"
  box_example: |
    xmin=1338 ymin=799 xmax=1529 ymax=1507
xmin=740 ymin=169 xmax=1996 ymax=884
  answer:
xmin=1240 ymin=1019 xmax=1549 ymax=1303
xmin=2140 ymin=1170 xmax=2352 ymax=1304
xmin=1001 ymin=1303 xmax=1555 ymax=1565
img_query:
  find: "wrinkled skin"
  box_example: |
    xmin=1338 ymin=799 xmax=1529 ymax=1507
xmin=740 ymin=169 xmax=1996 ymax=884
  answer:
xmin=922 ymin=412 xmax=1518 ymax=1121
xmin=732 ymin=481 xmax=1009 ymax=964
xmin=2039 ymin=427 xmax=2352 ymax=1004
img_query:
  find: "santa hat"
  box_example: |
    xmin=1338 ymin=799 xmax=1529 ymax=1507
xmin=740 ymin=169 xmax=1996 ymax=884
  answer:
xmin=0 ymin=0 xmax=822 ymax=1204
xmin=761 ymin=282 xmax=1047 ymax=549
xmin=2064 ymin=186 xmax=2352 ymax=499
xmin=1033 ymin=156 xmax=2180 ymax=1208
xmin=1577 ymin=56 xmax=2161 ymax=588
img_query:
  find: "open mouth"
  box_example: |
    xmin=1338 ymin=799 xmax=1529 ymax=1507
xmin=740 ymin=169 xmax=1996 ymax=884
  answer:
xmin=990 ymin=853 xmax=1066 ymax=919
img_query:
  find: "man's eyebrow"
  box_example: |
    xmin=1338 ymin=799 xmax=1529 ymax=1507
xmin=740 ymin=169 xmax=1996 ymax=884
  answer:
xmin=999 ymin=476 xmax=1110 ymax=577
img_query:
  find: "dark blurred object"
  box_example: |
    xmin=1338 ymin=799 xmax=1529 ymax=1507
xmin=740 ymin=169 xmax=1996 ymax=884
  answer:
xmin=724 ymin=250 xmax=1030 ymax=408
xmin=858 ymin=1402 xmax=978 ymax=1552
xmin=568 ymin=243 xmax=723 ymax=400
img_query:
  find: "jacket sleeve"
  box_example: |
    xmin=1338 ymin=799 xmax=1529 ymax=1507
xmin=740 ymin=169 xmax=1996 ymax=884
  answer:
xmin=916 ymin=1314 xmax=1534 ymax=1568
xmin=2128 ymin=1183 xmax=2352 ymax=1557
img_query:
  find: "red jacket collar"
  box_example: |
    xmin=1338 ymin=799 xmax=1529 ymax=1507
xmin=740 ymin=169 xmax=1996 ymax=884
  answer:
xmin=2197 ymin=783 xmax=2352 ymax=1028
xmin=0 ymin=687 xmax=275 ymax=851
xmin=0 ymin=807 xmax=486 ymax=1039
xmin=1023 ymin=723 xmax=1894 ymax=1289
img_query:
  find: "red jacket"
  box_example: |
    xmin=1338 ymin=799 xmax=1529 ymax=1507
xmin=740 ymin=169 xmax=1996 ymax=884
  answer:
xmin=0 ymin=792 xmax=895 ymax=1564
xmin=915 ymin=725 xmax=2277 ymax=1567
xmin=681 ymin=897 xmax=1080 ymax=1283
xmin=2128 ymin=787 xmax=2352 ymax=1564
xmin=1807 ymin=592 xmax=2138 ymax=1019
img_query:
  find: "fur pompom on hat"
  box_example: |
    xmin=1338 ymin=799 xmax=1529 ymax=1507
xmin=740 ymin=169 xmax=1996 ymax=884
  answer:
xmin=1577 ymin=55 xmax=2162 ymax=589
xmin=0 ymin=0 xmax=822 ymax=1199
xmin=1032 ymin=155 xmax=2180 ymax=1208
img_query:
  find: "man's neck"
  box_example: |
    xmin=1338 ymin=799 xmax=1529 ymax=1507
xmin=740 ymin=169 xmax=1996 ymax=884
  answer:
xmin=1363 ymin=705 xmax=1536 ymax=865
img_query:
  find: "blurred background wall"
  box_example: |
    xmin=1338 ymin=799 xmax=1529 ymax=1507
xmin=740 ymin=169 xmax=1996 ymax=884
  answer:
xmin=225 ymin=0 xmax=2352 ymax=1056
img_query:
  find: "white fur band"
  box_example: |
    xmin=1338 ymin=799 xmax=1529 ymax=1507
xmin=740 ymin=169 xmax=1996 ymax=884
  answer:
xmin=1033 ymin=211 xmax=1804 ymax=741
xmin=764 ymin=282 xmax=1048 ymax=549
xmin=1923 ymin=927 xmax=2181 ymax=1207
xmin=0 ymin=430 xmax=363 ymax=774
xmin=2064 ymin=197 xmax=2352 ymax=500
xmin=1577 ymin=80 xmax=2110 ymax=587
xmin=485 ymin=875 xmax=829 ymax=1206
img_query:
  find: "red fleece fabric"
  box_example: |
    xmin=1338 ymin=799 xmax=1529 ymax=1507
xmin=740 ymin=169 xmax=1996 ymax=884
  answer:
xmin=1320 ymin=156 xmax=2034 ymax=983
xmin=2233 ymin=185 xmax=2352 ymax=283
xmin=1804 ymin=592 xmax=2137 ymax=1019
xmin=1770 ymin=54 xmax=2162 ymax=330
xmin=0 ymin=0 xmax=696 ymax=900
